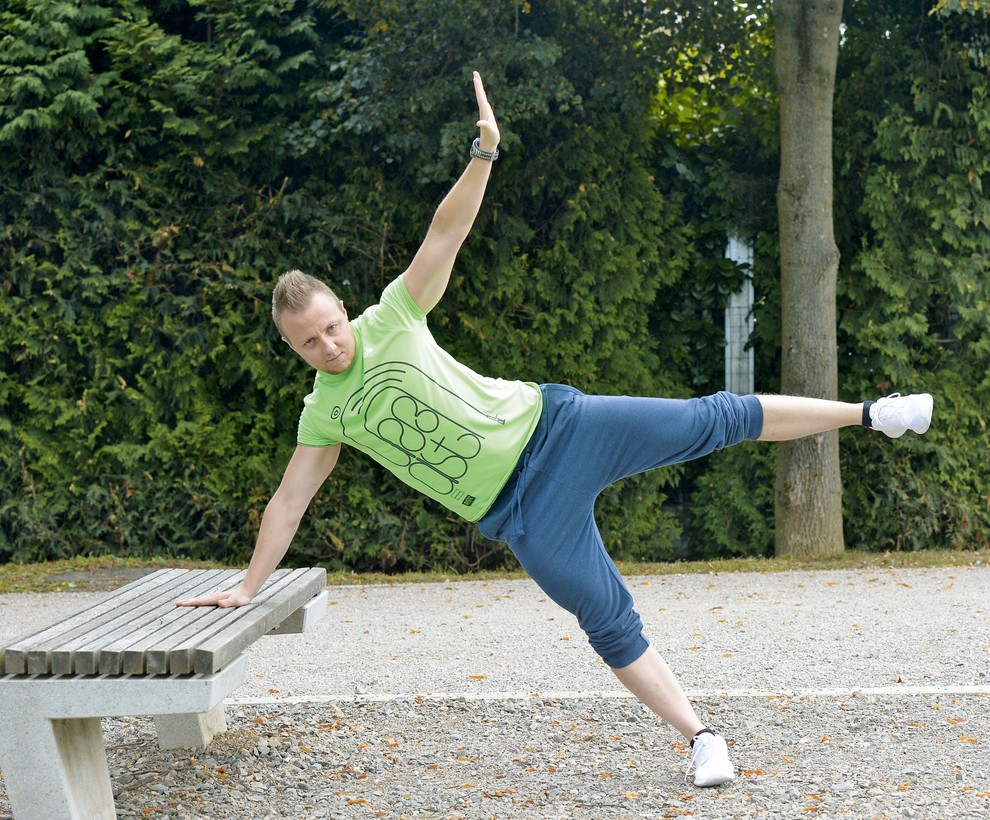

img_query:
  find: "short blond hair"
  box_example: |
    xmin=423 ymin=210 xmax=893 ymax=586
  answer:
xmin=272 ymin=270 xmax=339 ymax=334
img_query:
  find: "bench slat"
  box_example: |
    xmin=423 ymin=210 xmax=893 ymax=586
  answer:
xmin=1 ymin=567 xmax=327 ymax=678
xmin=157 ymin=569 xmax=317 ymax=675
xmin=2 ymin=569 xmax=189 ymax=675
xmin=192 ymin=568 xmax=326 ymax=674
xmin=47 ymin=570 xmax=242 ymax=676
xmin=0 ymin=570 xmax=181 ymax=675
xmin=143 ymin=569 xmax=316 ymax=674
xmin=98 ymin=571 xmax=249 ymax=675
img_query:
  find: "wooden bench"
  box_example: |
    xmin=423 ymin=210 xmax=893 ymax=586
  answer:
xmin=0 ymin=566 xmax=328 ymax=820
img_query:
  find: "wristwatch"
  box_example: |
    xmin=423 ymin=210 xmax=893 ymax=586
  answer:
xmin=470 ymin=137 xmax=499 ymax=161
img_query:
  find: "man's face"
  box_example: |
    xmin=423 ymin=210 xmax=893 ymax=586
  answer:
xmin=280 ymin=292 xmax=356 ymax=375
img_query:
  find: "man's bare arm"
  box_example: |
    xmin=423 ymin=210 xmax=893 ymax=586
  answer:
xmin=177 ymin=444 xmax=341 ymax=607
xmin=403 ymin=71 xmax=500 ymax=314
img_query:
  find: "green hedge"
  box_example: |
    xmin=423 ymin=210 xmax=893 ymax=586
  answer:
xmin=2 ymin=1 xmax=988 ymax=569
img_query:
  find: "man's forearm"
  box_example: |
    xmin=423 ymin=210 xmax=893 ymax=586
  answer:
xmin=240 ymin=495 xmax=305 ymax=597
xmin=428 ymin=157 xmax=494 ymax=244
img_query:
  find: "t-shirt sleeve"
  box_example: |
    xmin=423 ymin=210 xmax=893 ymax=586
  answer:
xmin=297 ymin=390 xmax=339 ymax=447
xmin=374 ymin=274 xmax=428 ymax=330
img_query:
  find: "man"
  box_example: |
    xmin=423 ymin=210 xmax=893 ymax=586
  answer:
xmin=179 ymin=72 xmax=934 ymax=787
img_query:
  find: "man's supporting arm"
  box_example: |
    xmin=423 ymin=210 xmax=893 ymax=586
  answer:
xmin=177 ymin=444 xmax=341 ymax=607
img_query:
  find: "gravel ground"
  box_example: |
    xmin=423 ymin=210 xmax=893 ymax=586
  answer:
xmin=1 ymin=566 xmax=988 ymax=818
xmin=5 ymin=693 xmax=986 ymax=819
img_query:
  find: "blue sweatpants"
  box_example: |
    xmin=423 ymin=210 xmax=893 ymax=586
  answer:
xmin=478 ymin=384 xmax=764 ymax=669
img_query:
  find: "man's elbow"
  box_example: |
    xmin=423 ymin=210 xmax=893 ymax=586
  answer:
xmin=265 ymin=488 xmax=311 ymax=527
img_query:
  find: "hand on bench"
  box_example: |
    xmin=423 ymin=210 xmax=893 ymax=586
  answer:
xmin=177 ymin=585 xmax=254 ymax=608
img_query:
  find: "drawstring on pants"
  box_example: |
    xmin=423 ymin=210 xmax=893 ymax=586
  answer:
xmin=505 ymin=451 xmax=531 ymax=541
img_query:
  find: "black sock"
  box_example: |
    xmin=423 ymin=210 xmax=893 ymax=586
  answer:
xmin=862 ymin=400 xmax=875 ymax=428
xmin=691 ymin=728 xmax=716 ymax=748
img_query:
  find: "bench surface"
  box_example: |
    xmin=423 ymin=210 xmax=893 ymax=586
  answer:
xmin=0 ymin=567 xmax=327 ymax=677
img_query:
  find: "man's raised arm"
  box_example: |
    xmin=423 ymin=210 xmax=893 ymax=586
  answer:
xmin=177 ymin=443 xmax=341 ymax=608
xmin=402 ymin=71 xmax=501 ymax=314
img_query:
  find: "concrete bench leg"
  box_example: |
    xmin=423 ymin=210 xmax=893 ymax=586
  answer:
xmin=153 ymin=702 xmax=228 ymax=749
xmin=0 ymin=715 xmax=115 ymax=820
xmin=0 ymin=656 xmax=249 ymax=820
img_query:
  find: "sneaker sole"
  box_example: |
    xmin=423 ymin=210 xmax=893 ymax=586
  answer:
xmin=912 ymin=393 xmax=934 ymax=435
xmin=695 ymin=771 xmax=736 ymax=788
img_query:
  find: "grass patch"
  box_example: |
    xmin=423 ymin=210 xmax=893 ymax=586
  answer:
xmin=0 ymin=555 xmax=218 ymax=594
xmin=0 ymin=548 xmax=987 ymax=594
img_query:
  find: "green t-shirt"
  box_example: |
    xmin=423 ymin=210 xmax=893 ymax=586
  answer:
xmin=296 ymin=276 xmax=543 ymax=522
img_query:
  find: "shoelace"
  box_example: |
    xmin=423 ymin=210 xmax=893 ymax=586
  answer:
xmin=871 ymin=392 xmax=903 ymax=424
xmin=683 ymin=740 xmax=704 ymax=785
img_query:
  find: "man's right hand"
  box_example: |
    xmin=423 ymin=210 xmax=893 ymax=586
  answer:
xmin=176 ymin=586 xmax=254 ymax=608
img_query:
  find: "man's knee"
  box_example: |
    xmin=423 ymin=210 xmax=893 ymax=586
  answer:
xmin=582 ymin=606 xmax=649 ymax=668
xmin=702 ymin=391 xmax=764 ymax=449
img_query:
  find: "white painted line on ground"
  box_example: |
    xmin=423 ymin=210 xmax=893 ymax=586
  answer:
xmin=228 ymin=685 xmax=988 ymax=706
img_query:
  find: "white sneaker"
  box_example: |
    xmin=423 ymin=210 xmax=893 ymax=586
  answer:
xmin=869 ymin=392 xmax=934 ymax=438
xmin=685 ymin=731 xmax=736 ymax=787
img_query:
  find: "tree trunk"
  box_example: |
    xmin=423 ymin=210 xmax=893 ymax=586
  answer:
xmin=773 ymin=0 xmax=845 ymax=558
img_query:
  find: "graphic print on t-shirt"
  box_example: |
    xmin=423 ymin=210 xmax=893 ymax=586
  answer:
xmin=343 ymin=362 xmax=495 ymax=508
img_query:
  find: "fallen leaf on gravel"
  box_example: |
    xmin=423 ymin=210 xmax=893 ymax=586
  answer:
xmin=947 ymin=717 xmax=967 ymax=725
xmin=958 ymin=736 xmax=979 ymax=743
xmin=469 ymin=674 xmax=485 ymax=680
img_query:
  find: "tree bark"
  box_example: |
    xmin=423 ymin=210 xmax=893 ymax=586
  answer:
xmin=773 ymin=0 xmax=845 ymax=558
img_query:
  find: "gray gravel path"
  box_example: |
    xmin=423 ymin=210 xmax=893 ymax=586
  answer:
xmin=1 ymin=565 xmax=988 ymax=818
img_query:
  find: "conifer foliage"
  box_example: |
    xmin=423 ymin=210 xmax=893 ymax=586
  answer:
xmin=2 ymin=1 xmax=988 ymax=567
